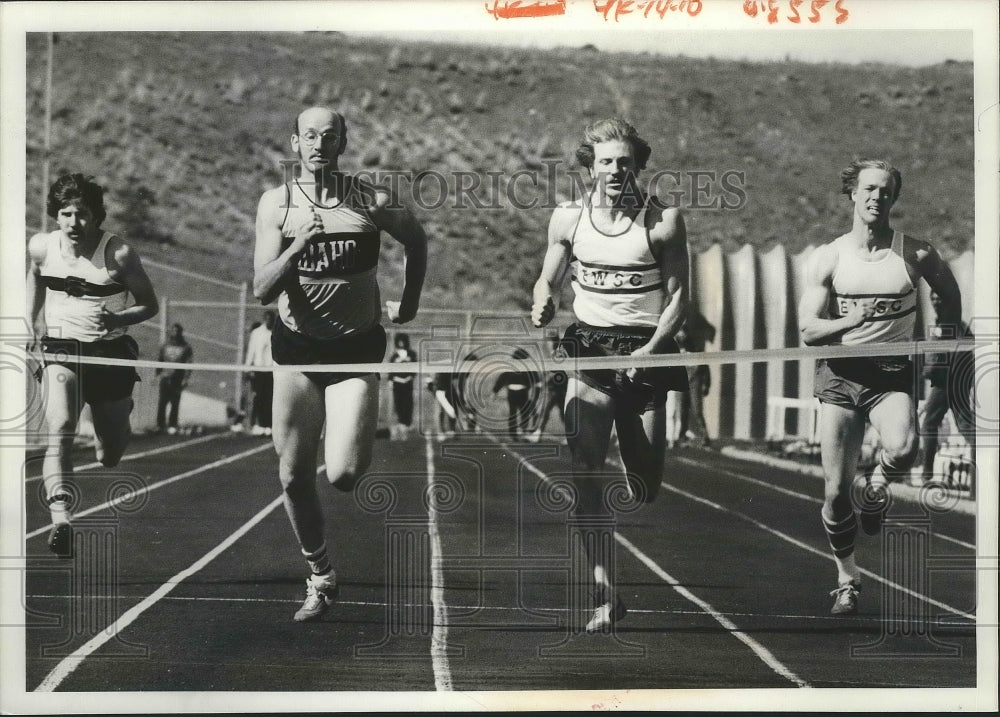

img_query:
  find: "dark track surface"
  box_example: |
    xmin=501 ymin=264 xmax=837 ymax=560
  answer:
xmin=21 ymin=425 xmax=978 ymax=697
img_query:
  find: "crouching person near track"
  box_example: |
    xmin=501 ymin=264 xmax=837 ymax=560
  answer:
xmin=798 ymin=158 xmax=962 ymax=616
xmin=532 ymin=118 xmax=690 ymax=632
xmin=27 ymin=173 xmax=159 ymax=557
xmin=253 ymin=106 xmax=427 ymax=622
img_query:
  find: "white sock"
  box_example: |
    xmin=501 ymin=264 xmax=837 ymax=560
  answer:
xmin=48 ymin=495 xmax=72 ymax=525
xmin=834 ymin=554 xmax=861 ymax=587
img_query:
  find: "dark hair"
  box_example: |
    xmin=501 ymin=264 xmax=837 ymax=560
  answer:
xmin=574 ymin=118 xmax=652 ymax=171
xmin=263 ymin=310 xmax=276 ymax=329
xmin=394 ymin=333 xmax=410 ymax=350
xmin=840 ymin=158 xmax=902 ymax=201
xmin=47 ymin=173 xmax=107 ymax=226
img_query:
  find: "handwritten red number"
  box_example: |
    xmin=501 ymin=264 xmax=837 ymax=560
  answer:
xmin=835 ymin=0 xmax=848 ymax=23
xmin=808 ymin=0 xmax=827 ymax=22
xmin=766 ymin=0 xmax=779 ymax=23
xmin=743 ymin=0 xmax=759 ymax=16
xmin=788 ymin=0 xmax=802 ymax=22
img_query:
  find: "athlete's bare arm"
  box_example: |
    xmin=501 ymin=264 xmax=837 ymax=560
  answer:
xmin=253 ymin=185 xmax=322 ymax=305
xmin=798 ymin=241 xmax=872 ymax=346
xmin=531 ymin=203 xmax=579 ymax=328
xmin=909 ymin=238 xmax=962 ymax=329
xmin=641 ymin=206 xmax=689 ymax=354
xmin=103 ymin=237 xmax=159 ymax=331
xmin=26 ymin=233 xmax=48 ymax=341
xmin=371 ymin=189 xmax=427 ymax=325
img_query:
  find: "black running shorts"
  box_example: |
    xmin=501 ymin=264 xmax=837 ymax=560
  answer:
xmin=271 ymin=320 xmax=387 ymax=388
xmin=41 ymin=334 xmax=140 ymax=405
xmin=559 ymin=322 xmax=688 ymax=412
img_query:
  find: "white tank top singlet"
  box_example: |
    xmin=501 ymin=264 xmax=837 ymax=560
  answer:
xmin=40 ymin=231 xmax=129 ymax=342
xmin=569 ymin=200 xmax=664 ymax=328
xmin=830 ymin=230 xmax=917 ymax=345
xmin=278 ymin=179 xmax=382 ymax=339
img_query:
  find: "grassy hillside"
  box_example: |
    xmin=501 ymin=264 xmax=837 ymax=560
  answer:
xmin=25 ymin=32 xmax=974 ymax=311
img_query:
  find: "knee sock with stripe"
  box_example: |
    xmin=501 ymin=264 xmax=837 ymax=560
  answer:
xmin=302 ymin=543 xmax=332 ymax=577
xmin=822 ymin=508 xmax=861 ymax=586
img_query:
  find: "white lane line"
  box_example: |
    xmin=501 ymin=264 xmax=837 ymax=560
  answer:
xmin=614 ymin=532 xmax=809 ymax=687
xmin=25 ymin=432 xmax=227 ymax=483
xmin=503 ymin=441 xmax=809 ymax=688
xmin=674 ymin=455 xmax=823 ymax=505
xmin=425 ymin=434 xmax=453 ymax=692
xmin=35 ymin=493 xmax=286 ymax=692
xmin=660 ymin=481 xmax=976 ymax=622
xmin=26 ymin=443 xmax=273 ymax=540
xmin=673 ymin=455 xmax=977 ymax=552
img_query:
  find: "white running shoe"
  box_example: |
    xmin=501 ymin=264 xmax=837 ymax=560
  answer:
xmin=47 ymin=522 xmax=72 ymax=559
xmin=829 ymin=582 xmax=860 ymax=615
xmin=293 ymin=572 xmax=339 ymax=622
xmin=586 ymin=596 xmax=627 ymax=633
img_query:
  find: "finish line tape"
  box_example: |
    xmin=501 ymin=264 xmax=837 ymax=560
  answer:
xmin=19 ymin=338 xmax=989 ymax=374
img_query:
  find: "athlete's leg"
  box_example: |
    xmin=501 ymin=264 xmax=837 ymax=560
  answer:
xmin=247 ymin=375 xmax=259 ymax=428
xmin=868 ymin=391 xmax=919 ymax=482
xmin=323 ymin=374 xmax=380 ymax=491
xmin=687 ymin=368 xmax=711 ymax=446
xmin=950 ymin=385 xmax=977 ymax=449
xmin=507 ymin=389 xmax=530 ymax=439
xmin=260 ymin=375 xmax=274 ymax=430
xmin=90 ymin=397 xmax=134 ymax=466
xmin=615 ymin=402 xmax=666 ymax=504
xmin=168 ymin=383 xmax=182 ymax=429
xmin=41 ymin=364 xmax=83 ymax=521
xmin=919 ymin=385 xmax=949 ymax=480
xmin=565 ymin=377 xmax=619 ymax=620
xmin=156 ymin=379 xmax=170 ymax=430
xmin=272 ymin=370 xmax=326 ymax=553
xmin=818 ymin=401 xmax=867 ymax=589
xmin=537 ymin=387 xmax=555 ymax=434
xmin=565 ymin=377 xmax=615 ymax=509
xmin=677 ymin=387 xmax=691 ymax=443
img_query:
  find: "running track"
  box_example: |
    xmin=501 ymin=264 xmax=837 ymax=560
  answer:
xmin=19 ymin=419 xmax=979 ymax=701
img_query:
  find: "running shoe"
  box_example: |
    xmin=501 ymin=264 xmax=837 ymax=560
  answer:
xmin=829 ymin=582 xmax=860 ymax=615
xmin=293 ymin=572 xmax=339 ymax=622
xmin=859 ymin=465 xmax=889 ymax=536
xmin=586 ymin=596 xmax=627 ymax=633
xmin=47 ymin=523 xmax=72 ymax=559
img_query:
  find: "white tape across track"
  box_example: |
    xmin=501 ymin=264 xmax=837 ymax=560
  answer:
xmin=25 ymin=337 xmax=985 ymax=374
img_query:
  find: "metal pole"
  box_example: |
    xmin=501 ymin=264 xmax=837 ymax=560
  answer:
xmin=40 ymin=32 xmax=54 ymax=232
xmin=234 ymin=282 xmax=249 ymax=415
